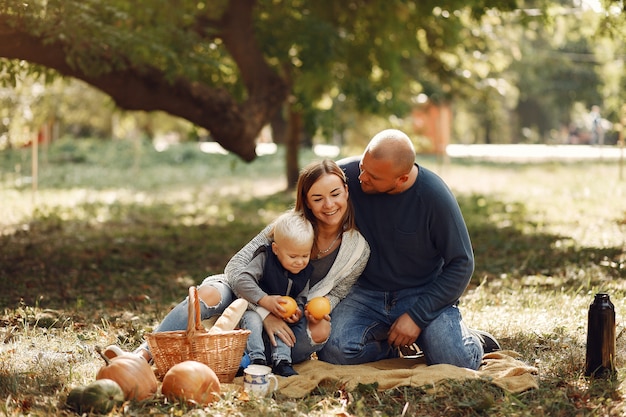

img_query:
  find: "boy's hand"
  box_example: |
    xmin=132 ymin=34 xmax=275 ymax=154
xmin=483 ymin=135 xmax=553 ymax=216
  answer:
xmin=258 ymin=295 xmax=286 ymax=317
xmin=258 ymin=295 xmax=301 ymax=322
xmin=283 ymin=307 xmax=302 ymax=323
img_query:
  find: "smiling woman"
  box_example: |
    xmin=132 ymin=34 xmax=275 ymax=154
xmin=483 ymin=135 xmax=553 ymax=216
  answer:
xmin=222 ymin=159 xmax=370 ymax=367
xmin=124 ymin=158 xmax=370 ymax=377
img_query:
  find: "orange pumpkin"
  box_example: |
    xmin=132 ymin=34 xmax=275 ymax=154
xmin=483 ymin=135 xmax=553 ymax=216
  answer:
xmin=102 ymin=345 xmax=125 ymax=360
xmin=279 ymin=296 xmax=298 ymax=319
xmin=161 ymin=361 xmax=220 ymax=406
xmin=95 ymin=345 xmax=158 ymax=401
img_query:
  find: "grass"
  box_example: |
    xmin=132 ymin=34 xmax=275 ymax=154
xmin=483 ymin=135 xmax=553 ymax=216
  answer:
xmin=1 ymin=138 xmax=625 ymax=416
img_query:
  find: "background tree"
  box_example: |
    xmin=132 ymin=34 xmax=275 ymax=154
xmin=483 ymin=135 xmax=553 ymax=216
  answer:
xmin=0 ymin=0 xmax=527 ymax=183
xmin=2 ymin=0 xmax=626 ymax=183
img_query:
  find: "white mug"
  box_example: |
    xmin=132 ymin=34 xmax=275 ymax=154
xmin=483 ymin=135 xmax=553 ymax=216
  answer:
xmin=243 ymin=364 xmax=279 ymax=397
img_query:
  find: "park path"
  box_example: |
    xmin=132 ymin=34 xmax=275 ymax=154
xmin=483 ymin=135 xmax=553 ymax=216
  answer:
xmin=445 ymin=144 xmax=624 ymax=162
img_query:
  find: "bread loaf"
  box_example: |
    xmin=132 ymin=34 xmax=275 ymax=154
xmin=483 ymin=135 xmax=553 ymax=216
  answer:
xmin=207 ymin=298 xmax=248 ymax=334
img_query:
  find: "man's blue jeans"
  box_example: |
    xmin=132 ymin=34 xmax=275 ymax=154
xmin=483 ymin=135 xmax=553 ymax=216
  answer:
xmin=317 ymin=285 xmax=484 ymax=370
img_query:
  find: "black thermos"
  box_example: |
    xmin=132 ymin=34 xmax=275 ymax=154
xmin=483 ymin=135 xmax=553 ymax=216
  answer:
xmin=585 ymin=292 xmax=616 ymax=378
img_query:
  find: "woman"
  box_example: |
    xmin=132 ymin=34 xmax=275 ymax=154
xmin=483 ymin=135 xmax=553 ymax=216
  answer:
xmin=134 ymin=159 xmax=370 ymax=364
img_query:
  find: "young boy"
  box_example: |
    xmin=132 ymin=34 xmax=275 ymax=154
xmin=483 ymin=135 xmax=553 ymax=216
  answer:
xmin=232 ymin=210 xmax=315 ymax=377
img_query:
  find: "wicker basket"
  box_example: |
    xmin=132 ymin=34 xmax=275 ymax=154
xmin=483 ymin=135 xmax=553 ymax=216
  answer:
xmin=145 ymin=286 xmax=250 ymax=383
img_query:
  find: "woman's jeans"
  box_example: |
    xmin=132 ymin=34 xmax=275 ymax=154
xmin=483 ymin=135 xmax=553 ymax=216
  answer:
xmin=317 ymin=285 xmax=483 ymax=370
xmin=290 ymin=314 xmax=327 ymax=363
xmin=137 ymin=277 xmax=235 ymax=354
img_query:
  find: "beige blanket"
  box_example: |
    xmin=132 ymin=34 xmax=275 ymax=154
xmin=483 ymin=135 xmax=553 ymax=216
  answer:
xmin=239 ymin=350 xmax=538 ymax=398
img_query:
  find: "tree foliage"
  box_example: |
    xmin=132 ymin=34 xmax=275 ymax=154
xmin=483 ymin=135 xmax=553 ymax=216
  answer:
xmin=0 ymin=0 xmax=287 ymax=160
xmin=0 ymin=0 xmax=531 ymax=161
xmin=3 ymin=0 xmax=626 ymax=161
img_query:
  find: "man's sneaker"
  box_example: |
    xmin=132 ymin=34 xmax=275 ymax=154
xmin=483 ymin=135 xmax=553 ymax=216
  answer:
xmin=398 ymin=343 xmax=423 ymax=359
xmin=273 ymin=360 xmax=298 ymax=377
xmin=470 ymin=329 xmax=501 ymax=354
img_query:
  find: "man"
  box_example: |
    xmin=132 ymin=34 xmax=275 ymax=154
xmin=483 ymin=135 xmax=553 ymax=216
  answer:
xmin=318 ymin=129 xmax=499 ymax=370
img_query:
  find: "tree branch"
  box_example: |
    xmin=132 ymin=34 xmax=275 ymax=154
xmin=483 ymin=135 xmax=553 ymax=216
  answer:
xmin=0 ymin=5 xmax=288 ymax=162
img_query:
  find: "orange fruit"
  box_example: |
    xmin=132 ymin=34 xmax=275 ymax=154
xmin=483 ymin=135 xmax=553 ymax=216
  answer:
xmin=306 ymin=297 xmax=331 ymax=320
xmin=279 ymin=296 xmax=298 ymax=319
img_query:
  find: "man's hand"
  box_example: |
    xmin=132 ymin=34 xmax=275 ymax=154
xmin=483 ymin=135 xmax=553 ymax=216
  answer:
xmin=388 ymin=313 xmax=421 ymax=347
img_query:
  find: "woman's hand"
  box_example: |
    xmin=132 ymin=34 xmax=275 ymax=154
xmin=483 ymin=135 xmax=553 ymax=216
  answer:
xmin=263 ymin=314 xmax=296 ymax=347
xmin=303 ymin=309 xmax=330 ymax=324
xmin=304 ymin=309 xmax=331 ymax=343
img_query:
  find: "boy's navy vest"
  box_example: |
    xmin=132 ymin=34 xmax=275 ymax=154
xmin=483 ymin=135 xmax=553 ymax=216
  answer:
xmin=255 ymin=245 xmax=312 ymax=297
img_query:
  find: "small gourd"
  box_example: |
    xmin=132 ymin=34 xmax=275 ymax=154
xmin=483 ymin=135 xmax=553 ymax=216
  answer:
xmin=66 ymin=386 xmax=85 ymax=412
xmin=66 ymin=379 xmax=124 ymax=414
xmin=95 ymin=345 xmax=158 ymax=401
xmin=161 ymin=360 xmax=221 ymax=406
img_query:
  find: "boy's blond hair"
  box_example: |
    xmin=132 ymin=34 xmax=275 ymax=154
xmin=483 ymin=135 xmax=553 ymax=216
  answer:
xmin=268 ymin=210 xmax=314 ymax=247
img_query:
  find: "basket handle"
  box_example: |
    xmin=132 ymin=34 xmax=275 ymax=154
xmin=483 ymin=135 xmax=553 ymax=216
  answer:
xmin=186 ymin=286 xmax=204 ymax=337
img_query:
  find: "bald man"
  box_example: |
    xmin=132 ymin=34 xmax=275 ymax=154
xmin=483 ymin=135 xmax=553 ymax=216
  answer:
xmin=318 ymin=129 xmax=499 ymax=370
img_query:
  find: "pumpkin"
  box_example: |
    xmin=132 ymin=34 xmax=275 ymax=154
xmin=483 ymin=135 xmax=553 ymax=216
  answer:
xmin=102 ymin=344 xmax=125 ymax=360
xmin=306 ymin=296 xmax=331 ymax=320
xmin=95 ymin=345 xmax=158 ymax=401
xmin=66 ymin=379 xmax=124 ymax=414
xmin=161 ymin=360 xmax=220 ymax=406
xmin=279 ymin=296 xmax=298 ymax=319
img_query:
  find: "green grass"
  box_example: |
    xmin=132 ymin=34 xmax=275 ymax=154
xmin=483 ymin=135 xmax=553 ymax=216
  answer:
xmin=1 ymin=139 xmax=625 ymax=416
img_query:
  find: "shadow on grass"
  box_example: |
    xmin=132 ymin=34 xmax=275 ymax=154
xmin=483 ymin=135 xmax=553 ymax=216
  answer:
xmin=459 ymin=193 xmax=624 ymax=288
xmin=0 ymin=190 xmax=623 ymax=316
xmin=0 ymin=191 xmax=294 ymax=312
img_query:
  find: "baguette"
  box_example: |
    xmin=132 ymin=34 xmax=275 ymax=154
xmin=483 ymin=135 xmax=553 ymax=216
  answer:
xmin=207 ymin=298 xmax=249 ymax=334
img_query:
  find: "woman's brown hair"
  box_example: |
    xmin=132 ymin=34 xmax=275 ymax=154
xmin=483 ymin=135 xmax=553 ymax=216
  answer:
xmin=295 ymin=159 xmax=356 ymax=232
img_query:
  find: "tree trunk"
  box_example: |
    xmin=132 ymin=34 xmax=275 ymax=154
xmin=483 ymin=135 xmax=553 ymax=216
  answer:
xmin=286 ymin=108 xmax=301 ymax=191
xmin=270 ymin=106 xmax=288 ymax=145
